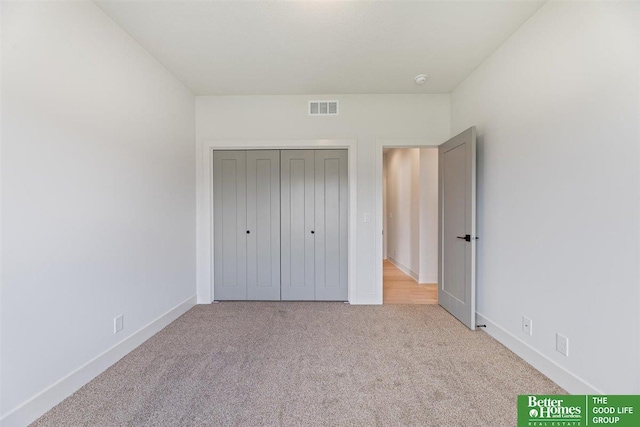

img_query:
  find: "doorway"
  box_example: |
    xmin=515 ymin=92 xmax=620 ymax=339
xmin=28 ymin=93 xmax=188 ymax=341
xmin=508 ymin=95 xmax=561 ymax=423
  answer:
xmin=382 ymin=147 xmax=438 ymax=304
xmin=375 ymin=129 xmax=477 ymax=329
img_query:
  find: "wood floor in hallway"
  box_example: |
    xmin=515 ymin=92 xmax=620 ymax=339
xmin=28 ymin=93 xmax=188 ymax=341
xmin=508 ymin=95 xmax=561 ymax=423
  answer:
xmin=383 ymin=259 xmax=438 ymax=304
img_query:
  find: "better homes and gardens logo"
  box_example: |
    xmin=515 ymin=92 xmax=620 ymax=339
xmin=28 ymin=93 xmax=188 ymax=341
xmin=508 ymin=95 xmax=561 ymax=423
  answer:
xmin=518 ymin=395 xmax=640 ymax=427
xmin=520 ymin=395 xmax=584 ymax=426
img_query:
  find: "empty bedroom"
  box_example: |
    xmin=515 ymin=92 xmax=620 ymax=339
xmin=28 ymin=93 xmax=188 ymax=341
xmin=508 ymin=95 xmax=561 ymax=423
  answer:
xmin=2 ymin=1 xmax=639 ymax=426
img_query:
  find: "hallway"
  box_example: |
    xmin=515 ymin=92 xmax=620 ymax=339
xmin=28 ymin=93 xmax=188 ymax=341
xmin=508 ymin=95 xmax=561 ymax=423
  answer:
xmin=383 ymin=260 xmax=438 ymax=304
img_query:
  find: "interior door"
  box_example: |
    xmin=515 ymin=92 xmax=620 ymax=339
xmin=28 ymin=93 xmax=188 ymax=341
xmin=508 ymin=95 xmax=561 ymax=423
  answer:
xmin=246 ymin=150 xmax=280 ymax=300
xmin=438 ymin=127 xmax=476 ymax=330
xmin=314 ymin=150 xmax=348 ymax=301
xmin=213 ymin=151 xmax=247 ymax=300
xmin=281 ymin=150 xmax=315 ymax=300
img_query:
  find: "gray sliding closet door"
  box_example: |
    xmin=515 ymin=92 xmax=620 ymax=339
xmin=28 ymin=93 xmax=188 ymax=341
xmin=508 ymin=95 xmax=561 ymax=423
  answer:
xmin=214 ymin=149 xmax=348 ymax=301
xmin=213 ymin=151 xmax=247 ymax=300
xmin=314 ymin=150 xmax=348 ymax=301
xmin=281 ymin=150 xmax=315 ymax=300
xmin=246 ymin=150 xmax=281 ymax=300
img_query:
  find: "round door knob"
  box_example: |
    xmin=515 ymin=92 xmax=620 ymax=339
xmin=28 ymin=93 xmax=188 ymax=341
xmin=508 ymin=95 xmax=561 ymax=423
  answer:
xmin=246 ymin=230 xmax=250 ymax=234
xmin=311 ymin=230 xmax=315 ymax=234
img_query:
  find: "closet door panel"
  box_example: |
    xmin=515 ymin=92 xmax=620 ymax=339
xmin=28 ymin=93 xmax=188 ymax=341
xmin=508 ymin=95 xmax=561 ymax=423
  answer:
xmin=246 ymin=150 xmax=280 ymax=300
xmin=314 ymin=150 xmax=348 ymax=301
xmin=213 ymin=151 xmax=247 ymax=300
xmin=281 ymin=150 xmax=315 ymax=300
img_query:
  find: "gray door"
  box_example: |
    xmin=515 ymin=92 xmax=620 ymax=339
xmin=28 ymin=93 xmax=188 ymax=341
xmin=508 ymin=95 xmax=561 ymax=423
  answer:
xmin=213 ymin=151 xmax=247 ymax=300
xmin=438 ymin=127 xmax=476 ymax=329
xmin=314 ymin=150 xmax=348 ymax=301
xmin=246 ymin=151 xmax=281 ymax=300
xmin=281 ymin=150 xmax=315 ymax=300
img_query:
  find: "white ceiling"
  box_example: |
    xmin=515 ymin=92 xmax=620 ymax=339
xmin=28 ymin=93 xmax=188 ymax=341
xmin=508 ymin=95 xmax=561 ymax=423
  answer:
xmin=95 ymin=1 xmax=544 ymax=95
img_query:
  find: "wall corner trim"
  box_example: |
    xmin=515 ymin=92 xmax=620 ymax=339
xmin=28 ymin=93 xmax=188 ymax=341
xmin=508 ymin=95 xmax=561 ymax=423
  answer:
xmin=1 ymin=295 xmax=197 ymax=427
xmin=476 ymin=312 xmax=604 ymax=395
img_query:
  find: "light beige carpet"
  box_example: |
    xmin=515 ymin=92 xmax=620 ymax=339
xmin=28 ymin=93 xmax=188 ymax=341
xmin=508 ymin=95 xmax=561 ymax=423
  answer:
xmin=32 ymin=303 xmax=564 ymax=427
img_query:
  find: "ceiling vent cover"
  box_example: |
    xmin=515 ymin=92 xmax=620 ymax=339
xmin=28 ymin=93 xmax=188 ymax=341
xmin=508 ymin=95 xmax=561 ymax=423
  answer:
xmin=309 ymin=101 xmax=339 ymax=116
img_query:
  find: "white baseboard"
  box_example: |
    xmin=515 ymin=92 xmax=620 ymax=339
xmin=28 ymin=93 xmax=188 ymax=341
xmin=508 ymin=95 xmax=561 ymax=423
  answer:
xmin=418 ymin=273 xmax=437 ymax=285
xmin=350 ymin=293 xmax=383 ymax=305
xmin=1 ymin=295 xmax=197 ymax=427
xmin=387 ymin=256 xmax=419 ymax=281
xmin=197 ymin=293 xmax=211 ymax=304
xmin=476 ymin=312 xmax=603 ymax=395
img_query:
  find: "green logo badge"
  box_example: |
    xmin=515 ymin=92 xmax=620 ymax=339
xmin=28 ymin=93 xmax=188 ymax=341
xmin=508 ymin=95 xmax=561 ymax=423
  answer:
xmin=518 ymin=395 xmax=640 ymax=427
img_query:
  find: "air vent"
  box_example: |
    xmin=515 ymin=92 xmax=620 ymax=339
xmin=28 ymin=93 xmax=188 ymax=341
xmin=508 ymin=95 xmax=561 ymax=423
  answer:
xmin=309 ymin=101 xmax=339 ymax=116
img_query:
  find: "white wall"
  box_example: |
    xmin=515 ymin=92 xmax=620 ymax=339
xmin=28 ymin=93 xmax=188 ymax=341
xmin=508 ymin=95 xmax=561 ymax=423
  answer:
xmin=419 ymin=148 xmax=438 ymax=284
xmin=385 ymin=149 xmax=420 ymax=278
xmin=196 ymin=95 xmax=451 ymax=303
xmin=452 ymin=1 xmax=640 ymax=393
xmin=1 ymin=1 xmax=196 ymax=423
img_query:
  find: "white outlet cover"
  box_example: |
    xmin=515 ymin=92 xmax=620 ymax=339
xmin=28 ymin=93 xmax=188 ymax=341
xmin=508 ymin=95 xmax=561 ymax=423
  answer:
xmin=114 ymin=315 xmax=124 ymax=334
xmin=522 ymin=316 xmax=532 ymax=336
xmin=364 ymin=213 xmax=371 ymax=223
xmin=556 ymin=333 xmax=569 ymax=357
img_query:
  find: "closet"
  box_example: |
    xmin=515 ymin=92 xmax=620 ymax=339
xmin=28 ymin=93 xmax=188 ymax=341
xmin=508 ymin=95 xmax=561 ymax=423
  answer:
xmin=213 ymin=149 xmax=348 ymax=301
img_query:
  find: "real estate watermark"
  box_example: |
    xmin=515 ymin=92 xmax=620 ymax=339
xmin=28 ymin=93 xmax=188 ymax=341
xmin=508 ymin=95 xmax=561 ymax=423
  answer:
xmin=518 ymin=395 xmax=640 ymax=427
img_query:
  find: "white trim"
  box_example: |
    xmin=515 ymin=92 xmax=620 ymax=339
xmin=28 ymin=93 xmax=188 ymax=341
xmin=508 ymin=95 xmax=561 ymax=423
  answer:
xmin=418 ymin=273 xmax=438 ymax=285
xmin=375 ymin=138 xmax=444 ymax=304
xmin=387 ymin=256 xmax=419 ymax=282
xmin=1 ymin=295 xmax=197 ymax=427
xmin=476 ymin=312 xmax=603 ymax=395
xmin=348 ymin=294 xmax=380 ymax=305
xmin=197 ymin=140 xmax=358 ymax=304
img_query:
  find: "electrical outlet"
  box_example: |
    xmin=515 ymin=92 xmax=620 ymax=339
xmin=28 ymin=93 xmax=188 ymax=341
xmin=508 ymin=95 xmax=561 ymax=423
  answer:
xmin=522 ymin=316 xmax=533 ymax=336
xmin=556 ymin=333 xmax=569 ymax=357
xmin=114 ymin=315 xmax=124 ymax=334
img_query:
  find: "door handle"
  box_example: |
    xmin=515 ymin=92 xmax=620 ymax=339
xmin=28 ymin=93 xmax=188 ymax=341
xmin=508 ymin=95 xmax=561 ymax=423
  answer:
xmin=246 ymin=230 xmax=250 ymax=234
xmin=310 ymin=230 xmax=315 ymax=234
xmin=457 ymin=234 xmax=471 ymax=242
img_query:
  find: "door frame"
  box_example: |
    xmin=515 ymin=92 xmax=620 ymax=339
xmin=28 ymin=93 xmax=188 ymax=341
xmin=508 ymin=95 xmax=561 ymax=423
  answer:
xmin=199 ymin=139 xmax=357 ymax=303
xmin=374 ymin=138 xmax=442 ymax=303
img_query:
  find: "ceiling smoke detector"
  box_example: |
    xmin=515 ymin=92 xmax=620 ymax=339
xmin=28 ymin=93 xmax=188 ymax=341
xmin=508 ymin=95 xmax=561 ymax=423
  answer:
xmin=414 ymin=74 xmax=429 ymax=85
